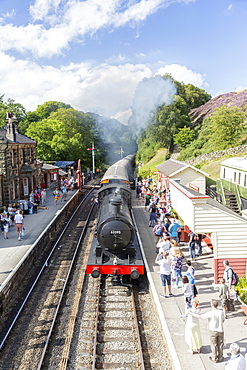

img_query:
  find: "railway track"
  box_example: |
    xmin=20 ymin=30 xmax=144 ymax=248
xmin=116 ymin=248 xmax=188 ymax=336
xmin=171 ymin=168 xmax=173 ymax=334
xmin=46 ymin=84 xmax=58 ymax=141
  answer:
xmin=67 ymin=275 xmax=172 ymax=370
xmin=0 ymin=188 xmax=97 ymax=369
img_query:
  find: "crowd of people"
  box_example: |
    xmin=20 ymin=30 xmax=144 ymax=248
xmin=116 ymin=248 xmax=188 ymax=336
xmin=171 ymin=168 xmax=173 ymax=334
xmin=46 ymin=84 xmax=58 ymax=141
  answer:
xmin=0 ymin=205 xmax=24 ymax=241
xmin=0 ymin=178 xmax=75 ymax=242
xmin=137 ymin=176 xmax=247 ymax=368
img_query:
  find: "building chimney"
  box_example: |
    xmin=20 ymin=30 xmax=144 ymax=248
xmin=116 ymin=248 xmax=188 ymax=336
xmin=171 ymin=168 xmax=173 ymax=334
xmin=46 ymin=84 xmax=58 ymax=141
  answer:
xmin=6 ymin=112 xmax=17 ymax=142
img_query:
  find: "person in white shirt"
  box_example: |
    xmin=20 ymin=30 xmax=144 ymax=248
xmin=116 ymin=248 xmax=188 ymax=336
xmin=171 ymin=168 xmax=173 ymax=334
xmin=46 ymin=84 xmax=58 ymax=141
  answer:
xmin=155 ymin=251 xmax=173 ymax=298
xmin=190 ymin=299 xmax=224 ymax=363
xmin=14 ymin=210 xmax=24 ymax=241
xmin=156 ymin=234 xmax=171 ymax=254
xmin=225 ymin=343 xmax=246 ymax=370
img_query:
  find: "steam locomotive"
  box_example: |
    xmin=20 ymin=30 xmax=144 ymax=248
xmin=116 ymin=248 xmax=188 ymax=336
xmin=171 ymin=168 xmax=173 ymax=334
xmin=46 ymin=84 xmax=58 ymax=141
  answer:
xmin=86 ymin=154 xmax=144 ymax=280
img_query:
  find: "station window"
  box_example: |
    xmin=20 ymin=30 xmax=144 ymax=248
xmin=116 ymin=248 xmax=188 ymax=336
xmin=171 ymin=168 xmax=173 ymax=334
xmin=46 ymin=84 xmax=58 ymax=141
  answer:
xmin=238 ymin=173 xmax=241 ymax=185
xmin=23 ymin=177 xmax=29 ymax=196
xmin=244 ymin=174 xmax=247 ymax=187
xmin=234 ymin=172 xmax=236 ymax=182
xmin=223 ymin=168 xmax=225 ymax=179
xmin=50 ymin=172 xmax=57 ymax=182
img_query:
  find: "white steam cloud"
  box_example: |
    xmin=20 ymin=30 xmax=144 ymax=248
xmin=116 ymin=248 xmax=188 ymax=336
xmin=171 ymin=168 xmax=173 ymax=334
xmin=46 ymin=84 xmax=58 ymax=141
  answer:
xmin=129 ymin=75 xmax=176 ymax=136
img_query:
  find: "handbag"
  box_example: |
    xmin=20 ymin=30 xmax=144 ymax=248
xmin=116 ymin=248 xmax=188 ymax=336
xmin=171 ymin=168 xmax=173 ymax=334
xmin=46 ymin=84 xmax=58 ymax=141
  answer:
xmin=21 ymin=227 xmax=25 ymax=237
xmin=226 ymin=299 xmax=235 ymax=311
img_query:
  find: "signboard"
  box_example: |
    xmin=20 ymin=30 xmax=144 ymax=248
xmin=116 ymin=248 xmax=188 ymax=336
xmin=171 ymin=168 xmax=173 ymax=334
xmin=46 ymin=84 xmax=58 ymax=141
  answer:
xmin=189 ymin=183 xmax=199 ymax=192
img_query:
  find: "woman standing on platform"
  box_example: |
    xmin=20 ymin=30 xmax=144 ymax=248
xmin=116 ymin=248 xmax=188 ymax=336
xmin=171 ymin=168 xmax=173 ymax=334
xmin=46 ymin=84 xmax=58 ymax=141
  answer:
xmin=185 ymin=298 xmax=202 ymax=354
xmin=186 ymin=260 xmax=198 ymax=298
xmin=171 ymin=247 xmax=184 ymax=289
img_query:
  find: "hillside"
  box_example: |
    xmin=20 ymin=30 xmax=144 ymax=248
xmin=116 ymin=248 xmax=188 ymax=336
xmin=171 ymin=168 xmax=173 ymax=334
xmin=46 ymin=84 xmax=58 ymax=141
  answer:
xmin=190 ymin=90 xmax=247 ymax=124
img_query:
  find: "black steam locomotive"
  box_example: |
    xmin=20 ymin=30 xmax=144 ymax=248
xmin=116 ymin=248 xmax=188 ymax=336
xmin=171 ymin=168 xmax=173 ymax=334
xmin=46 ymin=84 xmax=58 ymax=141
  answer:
xmin=86 ymin=154 xmax=144 ymax=280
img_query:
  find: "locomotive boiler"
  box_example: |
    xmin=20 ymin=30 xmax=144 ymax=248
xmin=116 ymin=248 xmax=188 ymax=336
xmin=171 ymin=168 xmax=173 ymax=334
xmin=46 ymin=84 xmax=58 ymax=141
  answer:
xmin=86 ymin=155 xmax=144 ymax=281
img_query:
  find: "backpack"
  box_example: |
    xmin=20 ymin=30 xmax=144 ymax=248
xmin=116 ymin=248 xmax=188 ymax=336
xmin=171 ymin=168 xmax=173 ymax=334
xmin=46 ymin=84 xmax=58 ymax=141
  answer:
xmin=228 ymin=268 xmax=239 ymax=286
xmin=155 ymin=225 xmax=163 ymax=236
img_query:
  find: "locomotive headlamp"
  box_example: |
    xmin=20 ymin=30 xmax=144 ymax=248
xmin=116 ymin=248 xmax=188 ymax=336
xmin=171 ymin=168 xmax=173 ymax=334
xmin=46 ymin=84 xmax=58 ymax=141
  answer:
xmin=130 ymin=269 xmax=139 ymax=280
xmin=91 ymin=268 xmax=100 ymax=278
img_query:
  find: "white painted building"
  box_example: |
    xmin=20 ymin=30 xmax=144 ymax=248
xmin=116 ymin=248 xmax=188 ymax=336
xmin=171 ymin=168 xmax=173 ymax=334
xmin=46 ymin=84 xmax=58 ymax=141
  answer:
xmin=156 ymin=159 xmax=209 ymax=195
xmin=220 ymin=157 xmax=247 ymax=187
xmin=169 ymin=178 xmax=247 ymax=281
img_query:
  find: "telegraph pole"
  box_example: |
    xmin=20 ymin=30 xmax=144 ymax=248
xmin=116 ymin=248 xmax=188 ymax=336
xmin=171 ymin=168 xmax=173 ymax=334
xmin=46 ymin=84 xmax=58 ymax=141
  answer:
xmin=86 ymin=143 xmax=95 ymax=175
xmin=92 ymin=142 xmax=95 ymax=174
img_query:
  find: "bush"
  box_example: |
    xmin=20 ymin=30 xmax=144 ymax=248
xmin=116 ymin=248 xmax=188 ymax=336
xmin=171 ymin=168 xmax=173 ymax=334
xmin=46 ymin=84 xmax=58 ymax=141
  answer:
xmin=236 ymin=275 xmax=247 ymax=304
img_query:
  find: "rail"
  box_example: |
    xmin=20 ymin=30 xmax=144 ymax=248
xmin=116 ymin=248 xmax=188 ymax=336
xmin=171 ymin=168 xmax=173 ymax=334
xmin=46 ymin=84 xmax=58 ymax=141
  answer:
xmin=37 ymin=190 xmax=95 ymax=369
xmin=91 ymin=278 xmax=145 ymax=369
xmin=0 ymin=188 xmax=94 ymax=354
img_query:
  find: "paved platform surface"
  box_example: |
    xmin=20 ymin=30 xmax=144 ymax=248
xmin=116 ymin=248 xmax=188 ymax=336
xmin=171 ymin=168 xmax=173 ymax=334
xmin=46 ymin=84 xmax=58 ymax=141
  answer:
xmin=132 ymin=195 xmax=247 ymax=370
xmin=0 ymin=189 xmax=76 ymax=286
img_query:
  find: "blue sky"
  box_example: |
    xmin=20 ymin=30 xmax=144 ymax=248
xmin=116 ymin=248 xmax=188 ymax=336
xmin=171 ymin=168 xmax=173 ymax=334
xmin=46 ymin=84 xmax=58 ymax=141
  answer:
xmin=0 ymin=0 xmax=246 ymax=123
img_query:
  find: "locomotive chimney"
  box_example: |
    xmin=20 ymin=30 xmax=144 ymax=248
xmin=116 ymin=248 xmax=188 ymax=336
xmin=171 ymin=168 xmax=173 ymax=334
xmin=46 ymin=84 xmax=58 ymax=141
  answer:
xmin=109 ymin=196 xmax=122 ymax=216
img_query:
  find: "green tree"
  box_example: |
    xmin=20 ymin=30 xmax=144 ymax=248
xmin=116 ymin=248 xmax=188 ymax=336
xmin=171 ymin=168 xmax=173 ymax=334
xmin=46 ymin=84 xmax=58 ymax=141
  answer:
xmin=208 ymin=106 xmax=245 ymax=150
xmin=174 ymin=126 xmax=195 ymax=149
xmin=0 ymin=95 xmax=26 ymax=128
xmin=26 ymin=108 xmax=97 ymax=163
xmin=183 ymin=84 xmax=211 ymax=110
xmin=35 ymin=101 xmax=71 ymax=120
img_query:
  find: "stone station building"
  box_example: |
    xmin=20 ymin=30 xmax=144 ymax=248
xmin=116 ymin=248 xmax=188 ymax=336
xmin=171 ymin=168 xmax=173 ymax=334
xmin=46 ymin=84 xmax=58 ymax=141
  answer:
xmin=0 ymin=113 xmax=38 ymax=207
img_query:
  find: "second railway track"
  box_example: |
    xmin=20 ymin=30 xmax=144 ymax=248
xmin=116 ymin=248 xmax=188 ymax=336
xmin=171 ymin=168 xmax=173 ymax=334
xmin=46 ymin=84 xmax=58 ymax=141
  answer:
xmin=0 ymin=188 xmax=98 ymax=369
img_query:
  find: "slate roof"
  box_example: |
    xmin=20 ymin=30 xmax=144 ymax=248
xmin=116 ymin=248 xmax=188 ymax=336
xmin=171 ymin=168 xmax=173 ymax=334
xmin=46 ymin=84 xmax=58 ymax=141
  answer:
xmin=156 ymin=159 xmax=187 ymax=176
xmin=0 ymin=128 xmax=36 ymax=144
xmin=156 ymin=158 xmax=209 ymax=177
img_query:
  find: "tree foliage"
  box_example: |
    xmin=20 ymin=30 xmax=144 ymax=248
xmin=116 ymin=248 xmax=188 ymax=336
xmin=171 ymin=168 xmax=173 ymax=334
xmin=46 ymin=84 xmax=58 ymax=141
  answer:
xmin=174 ymin=126 xmax=195 ymax=149
xmin=207 ymin=106 xmax=245 ymax=150
xmin=26 ymin=108 xmax=99 ymax=165
xmin=136 ymin=76 xmax=211 ymax=163
xmin=178 ymin=106 xmax=247 ymax=161
xmin=0 ymin=95 xmax=26 ymax=128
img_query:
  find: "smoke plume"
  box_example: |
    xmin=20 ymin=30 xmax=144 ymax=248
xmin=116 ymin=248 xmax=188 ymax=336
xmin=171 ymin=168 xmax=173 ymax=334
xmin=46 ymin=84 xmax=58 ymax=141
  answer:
xmin=129 ymin=75 xmax=176 ymax=137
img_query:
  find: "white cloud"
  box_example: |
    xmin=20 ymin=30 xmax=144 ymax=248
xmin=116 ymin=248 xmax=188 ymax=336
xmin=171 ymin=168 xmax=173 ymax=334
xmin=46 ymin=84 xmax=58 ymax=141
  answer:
xmin=30 ymin=0 xmax=64 ymax=21
xmin=0 ymin=52 xmax=152 ymax=122
xmin=224 ymin=4 xmax=233 ymax=15
xmin=0 ymin=0 xmax=196 ymax=58
xmin=156 ymin=63 xmax=206 ymax=87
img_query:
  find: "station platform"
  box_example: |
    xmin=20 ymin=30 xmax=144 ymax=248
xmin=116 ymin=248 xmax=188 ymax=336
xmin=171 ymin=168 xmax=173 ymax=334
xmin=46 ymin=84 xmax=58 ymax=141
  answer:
xmin=132 ymin=195 xmax=247 ymax=370
xmin=0 ymin=189 xmax=76 ymax=287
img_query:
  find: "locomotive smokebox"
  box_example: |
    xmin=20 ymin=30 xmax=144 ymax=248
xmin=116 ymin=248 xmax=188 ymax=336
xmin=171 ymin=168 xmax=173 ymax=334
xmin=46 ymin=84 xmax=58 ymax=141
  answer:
xmin=96 ymin=193 xmax=134 ymax=253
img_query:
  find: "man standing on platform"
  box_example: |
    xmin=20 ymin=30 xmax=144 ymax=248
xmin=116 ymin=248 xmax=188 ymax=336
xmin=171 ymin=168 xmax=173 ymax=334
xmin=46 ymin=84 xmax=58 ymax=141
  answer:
xmin=223 ymin=260 xmax=233 ymax=288
xmin=190 ymin=299 xmax=224 ymax=363
xmin=14 ymin=210 xmax=24 ymax=241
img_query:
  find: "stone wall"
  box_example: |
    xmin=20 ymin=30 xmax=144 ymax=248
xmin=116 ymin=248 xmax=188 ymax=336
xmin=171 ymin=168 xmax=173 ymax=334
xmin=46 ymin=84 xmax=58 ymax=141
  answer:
xmin=184 ymin=144 xmax=247 ymax=166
